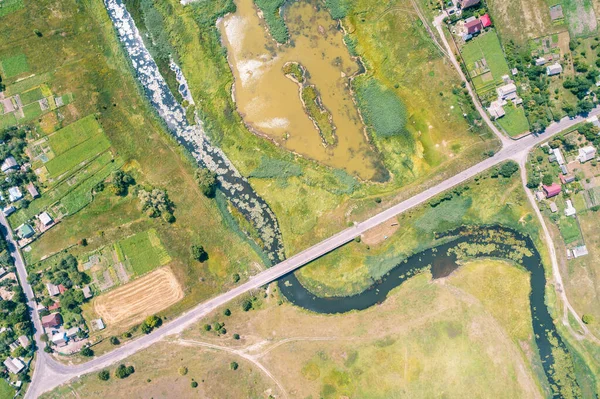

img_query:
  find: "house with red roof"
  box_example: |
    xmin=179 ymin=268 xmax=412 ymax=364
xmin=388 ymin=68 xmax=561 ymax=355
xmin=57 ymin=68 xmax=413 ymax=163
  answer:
xmin=543 ymin=183 xmax=562 ymax=198
xmin=41 ymin=313 xmax=62 ymax=329
xmin=479 ymin=14 xmax=492 ymax=28
xmin=465 ymin=18 xmax=483 ymax=35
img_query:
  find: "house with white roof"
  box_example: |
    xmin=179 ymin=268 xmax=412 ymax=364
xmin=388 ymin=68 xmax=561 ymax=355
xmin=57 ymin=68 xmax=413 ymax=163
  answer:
xmin=587 ymin=115 xmax=600 ymax=128
xmin=496 ymin=83 xmax=518 ymax=101
xmin=552 ymin=148 xmax=565 ymax=165
xmin=8 ymin=186 xmax=22 ymax=202
xmin=3 ymin=357 xmax=25 ymax=374
xmin=38 ymin=211 xmax=53 ymax=227
xmin=547 ymin=63 xmax=563 ymax=76
xmin=565 ymin=200 xmax=576 ymax=216
xmin=1 ymin=156 xmax=18 ymax=173
xmin=578 ymin=146 xmax=596 ymax=163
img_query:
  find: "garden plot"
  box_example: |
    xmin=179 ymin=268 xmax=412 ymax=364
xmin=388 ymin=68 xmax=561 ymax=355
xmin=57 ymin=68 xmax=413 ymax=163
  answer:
xmin=84 ymin=245 xmax=132 ymax=292
xmin=115 ymin=229 xmax=172 ymax=276
xmin=461 ymin=31 xmax=511 ymax=96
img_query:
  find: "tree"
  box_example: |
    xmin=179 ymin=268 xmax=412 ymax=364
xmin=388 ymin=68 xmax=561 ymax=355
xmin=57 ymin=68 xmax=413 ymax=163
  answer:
xmin=191 ymin=245 xmax=208 ymax=262
xmin=203 ymin=324 xmax=211 ymax=331
xmin=230 ymin=361 xmax=239 ymax=370
xmin=526 ymin=175 xmax=541 ymax=189
xmin=195 ymin=168 xmax=218 ymax=198
xmin=499 ymin=161 xmax=519 ymax=178
xmin=81 ymin=347 xmax=94 ymax=357
xmin=223 ymin=309 xmax=231 ymax=316
xmin=98 ymin=370 xmax=110 ymax=381
xmin=115 ymin=364 xmax=134 ymax=379
xmin=141 ymin=315 xmax=162 ymax=334
xmin=242 ymin=299 xmax=252 ymax=312
xmin=191 ymin=381 xmax=198 ymax=388
xmin=233 ymin=333 xmax=240 ymax=340
xmin=110 ymin=336 xmax=120 ymax=345
xmin=137 ymin=188 xmax=174 ymax=220
xmin=542 ymin=174 xmax=554 ymax=186
xmin=110 ymin=170 xmax=135 ymax=196
xmin=11 ymin=346 xmax=27 ymax=358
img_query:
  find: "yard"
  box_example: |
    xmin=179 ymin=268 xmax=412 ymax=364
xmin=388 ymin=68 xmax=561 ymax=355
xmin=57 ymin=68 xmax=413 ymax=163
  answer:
xmin=558 ymin=214 xmax=583 ymax=244
xmin=497 ymin=104 xmax=530 ymax=137
xmin=461 ymin=30 xmax=511 ymax=95
xmin=18 ymin=86 xmax=45 ymax=105
xmin=116 ymin=229 xmax=171 ymax=276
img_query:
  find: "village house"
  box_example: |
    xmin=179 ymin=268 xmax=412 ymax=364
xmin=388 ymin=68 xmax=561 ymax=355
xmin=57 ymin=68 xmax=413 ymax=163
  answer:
xmin=572 ymin=245 xmax=589 ymax=258
xmin=565 ymin=200 xmax=576 ymax=216
xmin=535 ymin=57 xmax=547 ymax=66
xmin=479 ymin=14 xmax=492 ymax=28
xmin=559 ymin=174 xmax=575 ymax=184
xmin=38 ymin=211 xmax=54 ymax=227
xmin=1 ymin=156 xmax=18 ymax=174
xmin=546 ymin=63 xmax=563 ymax=76
xmin=464 ymin=17 xmax=483 ymax=35
xmin=578 ymin=146 xmax=596 ymax=163
xmin=26 ymin=182 xmax=39 ymax=198
xmin=41 ymin=313 xmax=62 ymax=329
xmin=3 ymin=357 xmax=25 ymax=374
xmin=8 ymin=186 xmax=22 ymax=202
xmin=51 ymin=331 xmax=67 ymax=347
xmin=16 ymin=223 xmax=34 ymax=239
xmin=497 ymin=83 xmax=518 ymax=101
xmin=457 ymin=0 xmax=481 ymax=9
xmin=2 ymin=206 xmax=15 ymax=216
xmin=46 ymin=282 xmax=60 ymax=297
xmin=587 ymin=115 xmax=600 ymax=128
xmin=82 ymin=285 xmax=93 ymax=299
xmin=17 ymin=335 xmax=29 ymax=348
xmin=543 ymin=183 xmax=562 ymax=198
xmin=551 ymin=148 xmax=565 ymax=165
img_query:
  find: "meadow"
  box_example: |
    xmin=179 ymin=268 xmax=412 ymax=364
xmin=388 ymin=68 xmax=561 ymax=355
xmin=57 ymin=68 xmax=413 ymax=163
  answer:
xmin=253 ymin=0 xmax=288 ymax=43
xmin=117 ymin=229 xmax=171 ymax=276
xmin=0 ymin=52 xmax=28 ymax=78
xmin=497 ymin=104 xmax=531 ymax=137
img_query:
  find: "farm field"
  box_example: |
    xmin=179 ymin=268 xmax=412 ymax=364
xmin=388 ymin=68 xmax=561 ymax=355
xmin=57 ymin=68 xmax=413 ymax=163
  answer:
xmin=0 ymin=0 xmax=24 ymax=18
xmin=91 ymin=267 xmax=183 ymax=328
xmin=47 ymin=258 xmax=552 ymax=398
xmin=0 ymin=52 xmax=28 ymax=77
xmin=487 ymin=0 xmax=556 ymax=44
xmin=116 ymin=229 xmax=171 ymax=276
xmin=558 ymin=0 xmax=598 ymax=37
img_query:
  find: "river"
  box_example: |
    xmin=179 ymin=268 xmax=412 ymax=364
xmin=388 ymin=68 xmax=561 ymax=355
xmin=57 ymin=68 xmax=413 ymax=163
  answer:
xmin=104 ymin=0 xmax=285 ymax=264
xmin=279 ymin=226 xmax=576 ymax=398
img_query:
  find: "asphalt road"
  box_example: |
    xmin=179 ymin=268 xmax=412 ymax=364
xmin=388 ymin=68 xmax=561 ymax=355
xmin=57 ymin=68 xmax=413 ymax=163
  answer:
xmin=15 ymin=104 xmax=600 ymax=398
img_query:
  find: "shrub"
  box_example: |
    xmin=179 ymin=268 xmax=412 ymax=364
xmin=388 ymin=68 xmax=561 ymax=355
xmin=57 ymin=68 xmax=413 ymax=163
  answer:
xmin=191 ymin=381 xmax=198 ymax=388
xmin=230 ymin=361 xmax=239 ymax=370
xmin=233 ymin=273 xmax=241 ymax=283
xmin=191 ymin=245 xmax=208 ymax=262
xmin=542 ymin=174 xmax=554 ymax=186
xmin=195 ymin=168 xmax=218 ymax=198
xmin=223 ymin=309 xmax=231 ymax=316
xmin=110 ymin=336 xmax=120 ymax=345
xmin=115 ymin=364 xmax=135 ymax=379
xmin=233 ymin=334 xmax=240 ymax=340
xmin=242 ymin=299 xmax=253 ymax=312
xmin=98 ymin=370 xmax=110 ymax=381
xmin=203 ymin=324 xmax=211 ymax=331
xmin=582 ymin=314 xmax=594 ymax=324
xmin=179 ymin=366 xmax=188 ymax=376
xmin=80 ymin=347 xmax=94 ymax=357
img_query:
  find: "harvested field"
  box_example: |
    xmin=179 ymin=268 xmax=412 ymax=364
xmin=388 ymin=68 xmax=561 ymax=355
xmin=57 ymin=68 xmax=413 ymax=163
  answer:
xmin=487 ymin=0 xmax=556 ymax=44
xmin=360 ymin=217 xmax=400 ymax=246
xmin=93 ymin=267 xmax=183 ymax=327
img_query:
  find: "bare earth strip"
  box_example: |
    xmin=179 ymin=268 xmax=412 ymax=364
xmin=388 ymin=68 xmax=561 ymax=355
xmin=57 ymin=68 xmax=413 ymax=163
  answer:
xmin=93 ymin=267 xmax=183 ymax=327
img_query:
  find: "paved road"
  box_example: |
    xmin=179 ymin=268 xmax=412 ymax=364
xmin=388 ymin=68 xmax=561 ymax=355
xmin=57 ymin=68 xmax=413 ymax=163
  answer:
xmin=18 ymin=105 xmax=600 ymax=398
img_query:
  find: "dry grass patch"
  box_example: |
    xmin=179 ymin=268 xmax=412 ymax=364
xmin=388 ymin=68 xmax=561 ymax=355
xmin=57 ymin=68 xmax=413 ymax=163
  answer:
xmin=93 ymin=267 xmax=183 ymax=327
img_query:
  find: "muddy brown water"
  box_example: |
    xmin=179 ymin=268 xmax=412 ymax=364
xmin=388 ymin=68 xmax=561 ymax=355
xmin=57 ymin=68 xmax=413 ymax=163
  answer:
xmin=219 ymin=0 xmax=382 ymax=180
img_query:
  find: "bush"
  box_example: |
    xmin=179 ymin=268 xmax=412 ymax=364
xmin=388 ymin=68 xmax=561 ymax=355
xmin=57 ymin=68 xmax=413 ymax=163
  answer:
xmin=203 ymin=324 xmax=211 ymax=331
xmin=80 ymin=347 xmax=94 ymax=357
xmin=233 ymin=273 xmax=240 ymax=283
xmin=242 ymin=299 xmax=253 ymax=312
xmin=582 ymin=314 xmax=594 ymax=324
xmin=230 ymin=361 xmax=239 ymax=370
xmin=179 ymin=366 xmax=188 ymax=376
xmin=499 ymin=161 xmax=519 ymax=178
xmin=195 ymin=168 xmax=218 ymax=197
xmin=115 ymin=364 xmax=135 ymax=379
xmin=98 ymin=370 xmax=110 ymax=381
xmin=191 ymin=381 xmax=198 ymax=388
xmin=223 ymin=308 xmax=231 ymax=316
xmin=191 ymin=245 xmax=208 ymax=262
xmin=233 ymin=333 xmax=240 ymax=340
xmin=110 ymin=336 xmax=120 ymax=345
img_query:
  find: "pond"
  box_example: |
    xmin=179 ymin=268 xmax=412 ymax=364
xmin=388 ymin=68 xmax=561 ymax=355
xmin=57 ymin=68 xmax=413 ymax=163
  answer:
xmin=219 ymin=0 xmax=383 ymax=181
xmin=279 ymin=226 xmax=574 ymax=398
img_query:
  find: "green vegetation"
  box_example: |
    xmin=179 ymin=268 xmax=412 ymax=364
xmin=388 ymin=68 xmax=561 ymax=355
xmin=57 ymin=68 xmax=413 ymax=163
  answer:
xmin=140 ymin=315 xmax=162 ymax=334
xmin=559 ymin=0 xmax=597 ymax=38
xmin=461 ymin=30 xmax=510 ymax=94
xmin=117 ymin=230 xmax=171 ymax=276
xmin=353 ymin=77 xmax=408 ymax=140
xmin=325 ymin=0 xmax=351 ymax=19
xmin=248 ymin=157 xmax=302 ymax=179
xmin=282 ymin=62 xmax=303 ymax=83
xmin=191 ymin=244 xmax=208 ymax=262
xmin=19 ymin=86 xmax=45 ymax=104
xmin=0 ymin=53 xmax=29 ymax=78
xmin=194 ymin=168 xmax=217 ymax=198
xmin=0 ymin=0 xmax=24 ymax=18
xmin=98 ymin=370 xmax=110 ymax=381
xmin=497 ymin=104 xmax=530 ymax=137
xmin=301 ymin=85 xmax=336 ymax=146
xmin=47 ymin=115 xmax=103 ymax=155
xmin=45 ymin=128 xmax=111 ymax=178
xmin=0 ymin=378 xmax=15 ymax=398
xmin=253 ymin=0 xmax=288 ymax=43
xmin=558 ymin=216 xmax=582 ymax=244
xmin=115 ymin=364 xmax=135 ymax=379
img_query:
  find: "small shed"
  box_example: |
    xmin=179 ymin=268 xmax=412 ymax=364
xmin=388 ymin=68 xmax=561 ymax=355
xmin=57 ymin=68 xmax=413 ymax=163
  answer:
xmin=549 ymin=202 xmax=558 ymax=213
xmin=547 ymin=63 xmax=563 ymax=76
xmin=46 ymin=283 xmax=59 ymax=297
xmin=38 ymin=211 xmax=53 ymax=227
xmin=479 ymin=14 xmax=492 ymax=28
xmin=549 ymin=5 xmax=564 ymax=21
xmin=565 ymin=200 xmax=576 ymax=216
xmin=17 ymin=335 xmax=29 ymax=348
xmin=82 ymin=286 xmax=93 ymax=299
xmin=2 ymin=206 xmax=16 ymax=217
xmin=26 ymin=183 xmax=39 ymax=198
xmin=535 ymin=57 xmax=547 ymax=66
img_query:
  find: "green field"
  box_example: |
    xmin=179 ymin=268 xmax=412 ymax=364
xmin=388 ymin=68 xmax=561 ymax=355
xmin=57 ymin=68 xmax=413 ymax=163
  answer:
xmin=461 ymin=30 xmax=511 ymax=92
xmin=0 ymin=52 xmax=29 ymax=77
xmin=0 ymin=112 xmax=16 ymax=129
xmin=0 ymin=0 xmax=24 ymax=18
xmin=19 ymin=86 xmax=45 ymax=104
xmin=20 ymin=101 xmax=44 ymax=122
xmin=117 ymin=229 xmax=171 ymax=276
xmin=558 ymin=216 xmax=582 ymax=244
xmin=47 ymin=115 xmax=103 ymax=155
xmin=0 ymin=378 xmax=15 ymax=399
xmin=44 ymin=119 xmax=111 ymax=178
xmin=558 ymin=0 xmax=597 ymax=37
xmin=497 ymin=104 xmax=530 ymax=137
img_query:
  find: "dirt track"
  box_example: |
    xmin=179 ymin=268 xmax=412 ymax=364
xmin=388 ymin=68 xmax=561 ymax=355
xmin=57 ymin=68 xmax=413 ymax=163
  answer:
xmin=93 ymin=267 xmax=183 ymax=327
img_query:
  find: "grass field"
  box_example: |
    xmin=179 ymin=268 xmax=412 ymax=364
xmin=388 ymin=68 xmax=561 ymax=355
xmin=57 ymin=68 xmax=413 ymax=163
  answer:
xmin=19 ymin=86 xmax=45 ymax=104
xmin=0 ymin=0 xmax=23 ymax=18
xmin=560 ymin=0 xmax=598 ymax=37
xmin=0 ymin=52 xmax=28 ymax=77
xmin=497 ymin=104 xmax=531 ymax=137
xmin=0 ymin=378 xmax=15 ymax=399
xmin=92 ymin=267 xmax=183 ymax=328
xmin=47 ymin=114 xmax=103 ymax=155
xmin=461 ymin=30 xmax=511 ymax=91
xmin=0 ymin=112 xmax=16 ymax=129
xmin=487 ymin=0 xmax=557 ymax=44
xmin=44 ymin=127 xmax=111 ymax=178
xmin=19 ymin=101 xmax=44 ymax=123
xmin=558 ymin=216 xmax=582 ymax=244
xmin=117 ymin=229 xmax=171 ymax=276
